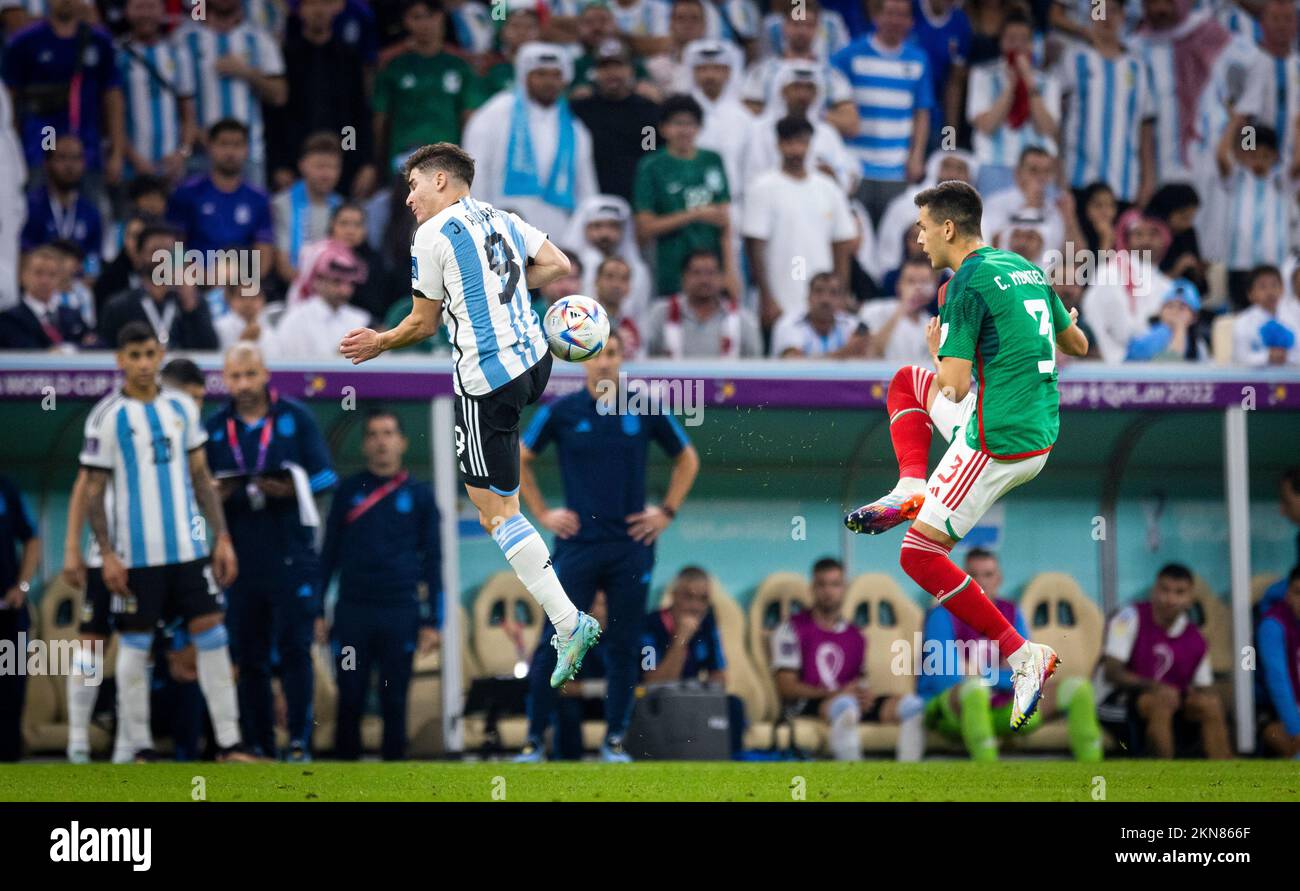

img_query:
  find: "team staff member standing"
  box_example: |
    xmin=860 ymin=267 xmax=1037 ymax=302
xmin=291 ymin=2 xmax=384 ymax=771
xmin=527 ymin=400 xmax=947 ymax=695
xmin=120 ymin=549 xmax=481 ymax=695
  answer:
xmin=205 ymin=343 xmax=338 ymax=761
xmin=320 ymin=409 xmax=442 ymax=761
xmin=517 ymin=331 xmax=700 ymax=762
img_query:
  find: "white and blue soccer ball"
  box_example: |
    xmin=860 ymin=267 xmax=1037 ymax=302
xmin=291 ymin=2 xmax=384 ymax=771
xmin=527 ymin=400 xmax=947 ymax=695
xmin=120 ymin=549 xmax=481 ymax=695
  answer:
xmin=543 ymin=294 xmax=609 ymax=362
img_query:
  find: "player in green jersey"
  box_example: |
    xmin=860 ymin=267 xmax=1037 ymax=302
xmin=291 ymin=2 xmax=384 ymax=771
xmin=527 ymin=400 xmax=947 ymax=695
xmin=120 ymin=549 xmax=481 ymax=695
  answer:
xmin=845 ymin=180 xmax=1090 ymax=730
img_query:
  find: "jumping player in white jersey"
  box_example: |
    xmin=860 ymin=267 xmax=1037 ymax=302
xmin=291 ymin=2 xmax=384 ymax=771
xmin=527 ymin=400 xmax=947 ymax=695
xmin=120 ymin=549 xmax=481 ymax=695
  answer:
xmin=339 ymin=142 xmax=601 ymax=688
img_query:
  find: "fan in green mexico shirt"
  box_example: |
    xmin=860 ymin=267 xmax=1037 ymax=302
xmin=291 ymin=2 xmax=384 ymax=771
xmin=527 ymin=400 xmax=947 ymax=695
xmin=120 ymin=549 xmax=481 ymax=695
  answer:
xmin=632 ymin=95 xmax=733 ymax=297
xmin=916 ymin=182 xmax=1090 ymax=460
xmin=372 ymin=9 xmax=478 ymax=174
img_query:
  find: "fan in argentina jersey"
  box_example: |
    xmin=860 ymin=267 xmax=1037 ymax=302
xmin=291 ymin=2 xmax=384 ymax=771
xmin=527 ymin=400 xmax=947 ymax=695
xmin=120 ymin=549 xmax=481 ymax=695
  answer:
xmin=844 ymin=179 xmax=1091 ymax=733
xmin=339 ymin=142 xmax=601 ymax=690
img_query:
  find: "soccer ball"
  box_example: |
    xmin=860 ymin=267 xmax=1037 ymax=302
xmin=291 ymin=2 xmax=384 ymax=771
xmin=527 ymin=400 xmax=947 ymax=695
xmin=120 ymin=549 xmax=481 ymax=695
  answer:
xmin=543 ymin=295 xmax=610 ymax=362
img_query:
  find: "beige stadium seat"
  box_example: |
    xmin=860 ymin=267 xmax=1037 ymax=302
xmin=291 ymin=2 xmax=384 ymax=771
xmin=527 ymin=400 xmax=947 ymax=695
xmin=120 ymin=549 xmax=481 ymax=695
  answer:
xmin=1210 ymin=314 xmax=1237 ymax=365
xmin=409 ymin=606 xmax=474 ymax=757
xmin=1017 ymin=572 xmax=1103 ymax=681
xmin=1189 ymin=575 xmax=1233 ymax=676
xmin=1252 ymin=573 xmax=1280 ymax=605
xmin=471 ymin=572 xmax=543 ymax=677
xmin=23 ymin=576 xmax=112 ymax=755
xmin=841 ymin=573 xmax=924 ymax=754
xmin=746 ymin=572 xmax=811 ymax=748
xmin=1008 ymin=572 xmax=1105 ymax=753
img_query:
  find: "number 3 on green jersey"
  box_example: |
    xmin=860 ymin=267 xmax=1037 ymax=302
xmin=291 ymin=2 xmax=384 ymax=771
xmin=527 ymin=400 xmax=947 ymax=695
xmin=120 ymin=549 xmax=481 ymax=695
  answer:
xmin=936 ymin=246 xmax=1074 ymax=459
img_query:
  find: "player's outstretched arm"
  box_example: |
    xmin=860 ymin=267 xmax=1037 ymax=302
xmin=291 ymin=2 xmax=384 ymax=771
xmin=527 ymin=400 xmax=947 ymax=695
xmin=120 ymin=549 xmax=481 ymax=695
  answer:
xmin=1056 ymin=306 xmax=1090 ymax=357
xmin=340 ymin=296 xmax=443 ymax=364
xmin=525 ymin=240 xmax=571 ymax=290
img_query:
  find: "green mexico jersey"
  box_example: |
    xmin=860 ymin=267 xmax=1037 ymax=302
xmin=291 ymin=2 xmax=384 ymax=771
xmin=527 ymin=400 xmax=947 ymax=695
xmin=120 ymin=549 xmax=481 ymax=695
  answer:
xmin=373 ymin=52 xmax=477 ymax=172
xmin=632 ymin=148 xmax=730 ymax=296
xmin=937 ymin=246 xmax=1073 ymax=459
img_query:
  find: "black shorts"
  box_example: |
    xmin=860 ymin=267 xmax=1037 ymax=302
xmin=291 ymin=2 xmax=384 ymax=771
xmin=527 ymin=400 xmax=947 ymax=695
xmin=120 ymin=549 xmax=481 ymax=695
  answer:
xmin=455 ymin=353 xmax=552 ymax=495
xmin=78 ymin=567 xmax=114 ymax=636
xmin=112 ymin=559 xmax=225 ymax=633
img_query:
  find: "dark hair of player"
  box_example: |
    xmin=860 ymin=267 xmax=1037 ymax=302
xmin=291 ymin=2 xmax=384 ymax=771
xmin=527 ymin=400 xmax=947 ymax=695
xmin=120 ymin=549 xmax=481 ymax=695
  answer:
xmin=136 ymin=222 xmax=184 ymax=255
xmin=812 ymin=557 xmax=843 ymax=575
xmin=1247 ymin=264 xmax=1283 ymax=292
xmin=1281 ymin=465 xmax=1300 ymax=492
xmin=364 ymin=407 xmax=405 ymax=435
xmin=208 ymin=118 xmax=249 ymax=142
xmin=127 ymin=173 xmax=169 ymax=204
xmin=776 ymin=114 xmax=815 ymax=142
xmin=161 ymin=358 xmax=204 ymax=390
xmin=1156 ymin=563 xmax=1194 ymax=584
xmin=659 ymin=93 xmax=704 ymax=126
xmin=680 ymin=248 xmax=721 ymax=273
xmin=117 ymin=320 xmax=160 ymax=350
xmin=914 ymin=180 xmax=983 ymax=238
xmin=299 ymin=130 xmax=343 ymax=159
xmin=403 ymin=142 xmax=476 ymax=188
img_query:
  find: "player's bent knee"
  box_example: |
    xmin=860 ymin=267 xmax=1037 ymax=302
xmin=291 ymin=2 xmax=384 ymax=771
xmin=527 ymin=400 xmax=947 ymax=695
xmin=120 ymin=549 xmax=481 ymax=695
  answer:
xmin=826 ymin=693 xmax=861 ymax=723
xmin=188 ymin=612 xmax=223 ymax=636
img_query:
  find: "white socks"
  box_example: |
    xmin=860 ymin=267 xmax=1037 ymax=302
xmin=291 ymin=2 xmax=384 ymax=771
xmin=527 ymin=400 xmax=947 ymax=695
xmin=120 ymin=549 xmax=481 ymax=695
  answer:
xmin=115 ymin=634 xmax=155 ymax=757
xmin=66 ymin=645 xmax=100 ymax=756
xmin=892 ymin=477 xmax=926 ymax=498
xmin=827 ymin=694 xmax=863 ymax=761
xmin=493 ymin=514 xmax=578 ymax=638
xmin=895 ymin=694 xmax=926 ymax=762
xmin=192 ymin=625 xmax=241 ymax=749
xmin=1006 ymin=641 xmax=1035 ymax=673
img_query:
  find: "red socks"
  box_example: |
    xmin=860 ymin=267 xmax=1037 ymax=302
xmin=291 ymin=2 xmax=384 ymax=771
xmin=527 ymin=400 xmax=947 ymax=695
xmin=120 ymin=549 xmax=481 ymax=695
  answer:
xmin=887 ymin=365 xmax=935 ymax=481
xmin=900 ymin=529 xmax=1026 ymax=657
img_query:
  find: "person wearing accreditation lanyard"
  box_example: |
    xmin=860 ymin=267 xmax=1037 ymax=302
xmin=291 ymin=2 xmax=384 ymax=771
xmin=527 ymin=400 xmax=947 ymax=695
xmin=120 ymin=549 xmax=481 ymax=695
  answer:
xmin=204 ymin=342 xmax=338 ymax=761
xmin=320 ymin=409 xmax=442 ymax=761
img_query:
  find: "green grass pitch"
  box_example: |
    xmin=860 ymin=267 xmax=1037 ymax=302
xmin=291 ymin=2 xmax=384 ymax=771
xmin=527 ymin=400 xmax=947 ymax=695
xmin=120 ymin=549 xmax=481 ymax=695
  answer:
xmin=2 ymin=761 xmax=1297 ymax=802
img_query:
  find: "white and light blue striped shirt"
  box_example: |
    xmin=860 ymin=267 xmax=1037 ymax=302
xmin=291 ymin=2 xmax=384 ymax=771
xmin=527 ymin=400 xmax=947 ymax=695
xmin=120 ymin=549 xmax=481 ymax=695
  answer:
xmin=1236 ymin=50 xmax=1300 ymax=164
xmin=79 ymin=388 xmax=209 ymax=569
xmin=609 ymin=0 xmax=672 ymax=36
xmin=830 ymin=36 xmax=935 ymax=182
xmin=761 ymin=9 xmax=850 ymax=62
xmin=171 ymin=20 xmax=284 ymax=165
xmin=116 ymin=39 xmax=195 ymax=168
xmin=967 ymin=61 xmax=1060 ymax=170
xmin=1223 ymin=164 xmax=1291 ymax=270
xmin=410 ymin=197 xmax=550 ymax=396
xmin=1057 ymin=44 xmax=1150 ymax=200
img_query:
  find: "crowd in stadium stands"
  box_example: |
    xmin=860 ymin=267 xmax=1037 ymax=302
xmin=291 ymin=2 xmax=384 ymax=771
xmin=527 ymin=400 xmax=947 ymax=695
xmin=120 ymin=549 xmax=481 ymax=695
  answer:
xmin=1 ymin=0 xmax=1300 ymax=362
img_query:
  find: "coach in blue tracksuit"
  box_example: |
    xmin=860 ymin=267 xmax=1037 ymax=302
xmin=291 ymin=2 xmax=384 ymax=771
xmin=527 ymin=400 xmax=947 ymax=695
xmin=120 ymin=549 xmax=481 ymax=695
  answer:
xmin=321 ymin=409 xmax=442 ymax=760
xmin=518 ymin=330 xmax=700 ymax=762
xmin=205 ymin=344 xmax=337 ymax=760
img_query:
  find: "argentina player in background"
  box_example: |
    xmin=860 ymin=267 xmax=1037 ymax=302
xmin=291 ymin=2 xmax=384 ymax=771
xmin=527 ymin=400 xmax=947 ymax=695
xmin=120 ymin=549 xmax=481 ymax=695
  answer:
xmin=340 ymin=143 xmax=601 ymax=688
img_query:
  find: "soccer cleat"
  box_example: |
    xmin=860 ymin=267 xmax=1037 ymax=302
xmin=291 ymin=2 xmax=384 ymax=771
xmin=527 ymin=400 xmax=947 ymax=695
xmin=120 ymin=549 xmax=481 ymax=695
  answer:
xmin=549 ymin=612 xmax=602 ymax=688
xmin=1010 ymin=643 xmax=1060 ymax=732
xmin=513 ymin=742 xmax=545 ymax=763
xmin=216 ymin=744 xmax=263 ymax=763
xmin=600 ymin=738 xmax=633 ymax=763
xmin=844 ymin=490 xmax=925 ymax=535
xmin=132 ymin=748 xmax=160 ymax=763
xmin=285 ymin=744 xmax=312 ymax=763
xmin=67 ymin=747 xmax=91 ymax=765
